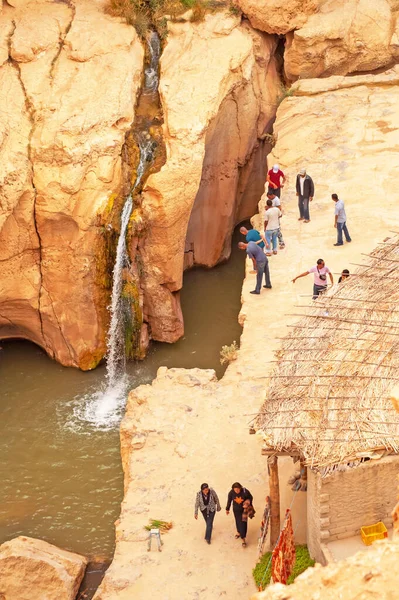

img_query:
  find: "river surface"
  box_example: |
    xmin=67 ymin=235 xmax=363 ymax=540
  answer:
xmin=0 ymin=228 xmax=245 ymax=561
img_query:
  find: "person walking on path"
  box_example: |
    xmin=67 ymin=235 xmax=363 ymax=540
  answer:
xmin=264 ymin=199 xmax=282 ymax=255
xmin=267 ymin=191 xmax=285 ymax=249
xmin=267 ymin=163 xmax=286 ymax=198
xmin=292 ymin=258 xmax=333 ymax=299
xmin=194 ymin=483 xmax=221 ymax=544
xmin=238 ymin=241 xmax=272 ymax=294
xmin=332 ymin=193 xmax=352 ymax=246
xmin=240 ymin=226 xmax=268 ymax=273
xmin=296 ymin=168 xmax=314 ymax=223
xmin=226 ymin=482 xmax=254 ymax=548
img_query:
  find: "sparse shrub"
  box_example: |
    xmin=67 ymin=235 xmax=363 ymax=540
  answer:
xmin=263 ymin=132 xmax=277 ymax=147
xmin=277 ymin=84 xmax=295 ymax=106
xmin=220 ymin=340 xmax=239 ymax=365
xmin=228 ymin=1 xmax=241 ymax=15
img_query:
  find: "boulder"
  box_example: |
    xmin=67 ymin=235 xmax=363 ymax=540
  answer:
xmin=0 ymin=536 xmax=87 ymax=600
xmin=284 ymin=0 xmax=396 ymax=80
xmin=237 ymin=0 xmax=322 ymax=34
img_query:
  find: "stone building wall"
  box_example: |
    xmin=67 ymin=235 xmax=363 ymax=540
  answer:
xmin=307 ymin=455 xmax=399 ymax=563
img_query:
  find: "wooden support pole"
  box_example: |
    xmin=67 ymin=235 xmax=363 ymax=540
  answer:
xmin=268 ymin=455 xmax=280 ymax=548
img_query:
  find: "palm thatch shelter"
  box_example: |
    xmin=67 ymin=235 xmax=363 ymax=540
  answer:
xmin=254 ymin=235 xmax=399 ymax=563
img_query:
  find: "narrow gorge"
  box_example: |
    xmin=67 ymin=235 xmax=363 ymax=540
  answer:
xmin=2 ymin=0 xmax=399 ymax=599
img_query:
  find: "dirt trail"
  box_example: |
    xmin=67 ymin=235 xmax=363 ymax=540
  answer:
xmin=95 ymin=164 xmax=399 ymax=600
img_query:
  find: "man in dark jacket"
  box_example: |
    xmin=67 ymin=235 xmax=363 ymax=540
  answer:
xmin=296 ymin=168 xmax=314 ymax=223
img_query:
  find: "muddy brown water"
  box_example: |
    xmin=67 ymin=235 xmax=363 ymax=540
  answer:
xmin=0 ymin=228 xmax=245 ymax=576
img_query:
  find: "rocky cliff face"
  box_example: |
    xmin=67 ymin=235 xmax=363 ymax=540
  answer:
xmin=3 ymin=0 xmax=399 ymax=364
xmin=0 ymin=2 xmax=281 ymax=363
xmin=0 ymin=0 xmax=143 ymax=368
xmin=139 ymin=12 xmax=280 ymax=342
xmin=239 ymin=0 xmax=399 ymax=80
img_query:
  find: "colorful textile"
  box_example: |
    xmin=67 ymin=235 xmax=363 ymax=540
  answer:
xmin=271 ymin=509 xmax=296 ymax=584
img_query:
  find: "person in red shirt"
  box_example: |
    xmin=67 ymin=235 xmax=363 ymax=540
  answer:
xmin=267 ymin=164 xmax=286 ymax=197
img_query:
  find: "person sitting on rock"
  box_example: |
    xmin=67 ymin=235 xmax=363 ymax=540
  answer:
xmin=266 ymin=191 xmax=285 ymax=249
xmin=238 ymin=241 xmax=272 ymax=295
xmin=267 ymin=163 xmax=286 ymax=198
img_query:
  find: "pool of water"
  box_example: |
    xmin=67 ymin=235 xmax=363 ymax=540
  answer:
xmin=0 ymin=228 xmax=245 ymax=561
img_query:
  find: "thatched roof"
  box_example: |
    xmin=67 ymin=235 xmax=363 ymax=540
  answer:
xmin=255 ymin=236 xmax=399 ymax=474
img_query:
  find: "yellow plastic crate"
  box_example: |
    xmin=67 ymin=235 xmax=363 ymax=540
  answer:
xmin=360 ymin=522 xmax=388 ymax=546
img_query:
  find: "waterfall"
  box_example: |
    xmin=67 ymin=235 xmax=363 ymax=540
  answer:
xmin=73 ymin=32 xmax=161 ymax=429
xmin=144 ymin=30 xmax=161 ymax=92
xmin=105 ymin=135 xmax=153 ymax=387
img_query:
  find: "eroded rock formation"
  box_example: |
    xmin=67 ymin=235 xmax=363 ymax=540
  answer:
xmin=0 ymin=0 xmax=143 ymax=368
xmin=0 ymin=536 xmax=87 ymax=600
xmin=239 ymin=0 xmax=399 ymax=80
xmin=140 ymin=12 xmax=281 ymax=342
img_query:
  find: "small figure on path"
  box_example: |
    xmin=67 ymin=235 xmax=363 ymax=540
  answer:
xmin=296 ymin=168 xmax=314 ymax=223
xmin=292 ymin=258 xmax=333 ymax=299
xmin=194 ymin=483 xmax=221 ymax=545
xmin=339 ymin=269 xmax=350 ymax=283
xmin=238 ymin=241 xmax=272 ymax=294
xmin=267 ymin=163 xmax=286 ymax=198
xmin=332 ymin=193 xmax=352 ymax=246
xmin=226 ymin=482 xmax=254 ymax=548
xmin=240 ymin=226 xmax=268 ymax=274
xmin=267 ymin=191 xmax=285 ymax=249
xmin=264 ymin=199 xmax=282 ymax=256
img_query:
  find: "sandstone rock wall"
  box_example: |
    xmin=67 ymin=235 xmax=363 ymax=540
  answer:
xmin=0 ymin=536 xmax=87 ymax=600
xmin=238 ymin=0 xmax=399 ymax=80
xmin=140 ymin=13 xmax=281 ymax=343
xmin=0 ymin=0 xmax=143 ymax=368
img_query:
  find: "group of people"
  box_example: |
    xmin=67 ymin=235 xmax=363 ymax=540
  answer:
xmin=194 ymin=482 xmax=254 ymax=547
xmin=238 ymin=164 xmax=352 ymax=296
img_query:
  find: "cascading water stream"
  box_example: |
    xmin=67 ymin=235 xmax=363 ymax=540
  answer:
xmin=74 ymin=31 xmax=161 ymax=429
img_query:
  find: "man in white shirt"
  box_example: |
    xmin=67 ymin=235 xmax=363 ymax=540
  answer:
xmin=267 ymin=191 xmax=285 ymax=249
xmin=332 ymin=193 xmax=352 ymax=246
xmin=264 ymin=199 xmax=282 ymax=255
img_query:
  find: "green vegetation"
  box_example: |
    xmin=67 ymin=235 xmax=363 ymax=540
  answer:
xmin=121 ymin=280 xmax=143 ymax=359
xmin=144 ymin=519 xmax=173 ymax=532
xmin=253 ymin=545 xmax=315 ymax=589
xmin=277 ymin=83 xmax=295 ymax=106
xmin=220 ymin=340 xmax=238 ymax=365
xmin=105 ymin=0 xmax=240 ymax=38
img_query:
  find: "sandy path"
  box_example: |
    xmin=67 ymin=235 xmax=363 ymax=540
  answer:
xmin=96 ymin=196 xmax=399 ymax=600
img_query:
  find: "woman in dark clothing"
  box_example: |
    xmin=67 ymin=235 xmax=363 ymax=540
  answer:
xmin=226 ymin=482 xmax=254 ymax=547
xmin=194 ymin=483 xmax=221 ymax=544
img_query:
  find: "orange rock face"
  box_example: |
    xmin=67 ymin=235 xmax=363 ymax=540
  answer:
xmin=0 ymin=0 xmax=143 ymax=368
xmin=140 ymin=13 xmax=281 ymax=343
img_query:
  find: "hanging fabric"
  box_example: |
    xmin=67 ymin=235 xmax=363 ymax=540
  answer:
xmin=271 ymin=509 xmax=296 ymax=584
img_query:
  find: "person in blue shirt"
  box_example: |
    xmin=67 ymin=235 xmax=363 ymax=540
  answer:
xmin=238 ymin=241 xmax=272 ymax=294
xmin=240 ymin=226 xmax=268 ymax=273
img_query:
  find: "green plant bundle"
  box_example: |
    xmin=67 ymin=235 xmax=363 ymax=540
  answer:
xmin=253 ymin=545 xmax=315 ymax=588
xmin=144 ymin=519 xmax=173 ymax=532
